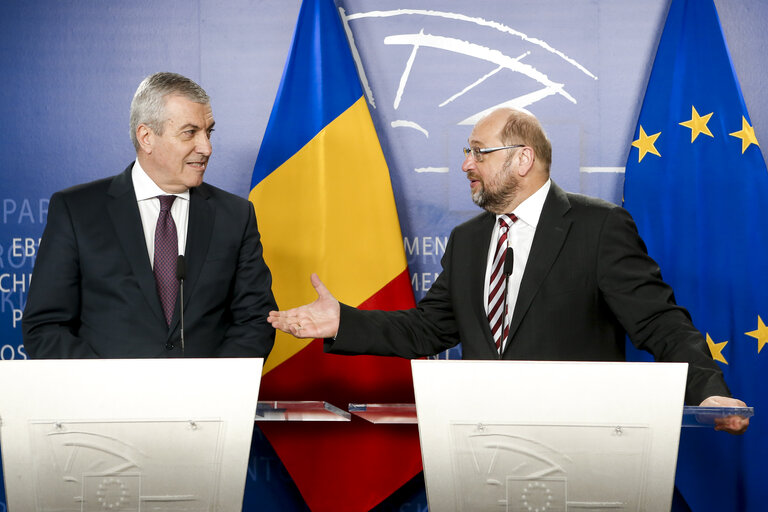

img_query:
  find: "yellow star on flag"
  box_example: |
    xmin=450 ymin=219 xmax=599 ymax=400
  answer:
xmin=729 ymin=116 xmax=759 ymax=153
xmin=631 ymin=126 xmax=661 ymax=162
xmin=745 ymin=315 xmax=768 ymax=354
xmin=705 ymin=333 xmax=728 ymax=364
xmin=679 ymin=106 xmax=714 ymax=142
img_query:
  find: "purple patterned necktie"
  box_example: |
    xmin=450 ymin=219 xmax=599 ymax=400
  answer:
xmin=154 ymin=195 xmax=178 ymax=326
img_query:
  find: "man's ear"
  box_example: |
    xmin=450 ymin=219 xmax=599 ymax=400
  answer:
xmin=516 ymin=146 xmax=535 ymax=177
xmin=136 ymin=124 xmax=153 ymax=155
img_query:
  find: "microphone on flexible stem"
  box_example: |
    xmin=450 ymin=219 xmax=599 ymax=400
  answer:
xmin=176 ymin=255 xmax=186 ymax=356
xmin=503 ymin=247 xmax=514 ymax=277
xmin=499 ymin=247 xmax=514 ymax=357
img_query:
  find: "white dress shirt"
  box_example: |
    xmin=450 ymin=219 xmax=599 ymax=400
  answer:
xmin=131 ymin=161 xmax=189 ymax=267
xmin=484 ymin=179 xmax=551 ymax=353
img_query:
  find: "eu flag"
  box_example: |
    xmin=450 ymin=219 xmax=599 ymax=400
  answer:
xmin=624 ymin=0 xmax=767 ymax=510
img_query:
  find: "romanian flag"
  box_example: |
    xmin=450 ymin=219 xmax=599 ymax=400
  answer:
xmin=249 ymin=0 xmax=422 ymax=510
xmin=624 ymin=0 xmax=767 ymax=510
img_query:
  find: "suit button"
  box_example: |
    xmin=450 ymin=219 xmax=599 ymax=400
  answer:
xmin=165 ymin=343 xmax=174 ymax=351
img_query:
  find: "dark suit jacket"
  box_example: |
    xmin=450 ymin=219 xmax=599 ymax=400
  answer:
xmin=327 ymin=182 xmax=728 ymax=405
xmin=22 ymin=164 xmax=277 ymax=358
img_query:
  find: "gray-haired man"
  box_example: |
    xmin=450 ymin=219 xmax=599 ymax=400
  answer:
xmin=24 ymin=72 xmax=277 ymax=359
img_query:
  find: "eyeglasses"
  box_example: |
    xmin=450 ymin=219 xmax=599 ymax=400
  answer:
xmin=463 ymin=145 xmax=524 ymax=162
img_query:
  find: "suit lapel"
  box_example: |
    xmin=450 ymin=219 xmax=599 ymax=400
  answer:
xmin=171 ymin=184 xmax=214 ymax=331
xmin=503 ymin=182 xmax=572 ymax=354
xmin=107 ymin=165 xmax=167 ymax=326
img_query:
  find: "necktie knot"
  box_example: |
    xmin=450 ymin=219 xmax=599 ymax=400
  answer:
xmin=158 ymin=195 xmax=176 ymax=212
xmin=499 ymin=213 xmax=517 ymax=230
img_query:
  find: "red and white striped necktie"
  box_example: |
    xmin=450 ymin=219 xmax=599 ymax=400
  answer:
xmin=488 ymin=214 xmax=517 ymax=352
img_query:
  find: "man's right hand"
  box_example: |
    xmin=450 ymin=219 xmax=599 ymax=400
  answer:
xmin=267 ymin=273 xmax=341 ymax=339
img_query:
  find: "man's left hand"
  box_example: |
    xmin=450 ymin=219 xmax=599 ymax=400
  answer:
xmin=699 ymin=395 xmax=750 ymax=435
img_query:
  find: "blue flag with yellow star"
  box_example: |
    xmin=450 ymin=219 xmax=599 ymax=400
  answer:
xmin=624 ymin=0 xmax=767 ymax=510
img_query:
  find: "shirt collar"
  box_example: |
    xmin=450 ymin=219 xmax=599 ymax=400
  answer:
xmin=496 ymin=179 xmax=551 ymax=229
xmin=131 ymin=160 xmax=190 ymax=202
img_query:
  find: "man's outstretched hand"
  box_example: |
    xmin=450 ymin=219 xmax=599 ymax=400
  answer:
xmin=267 ymin=273 xmax=341 ymax=339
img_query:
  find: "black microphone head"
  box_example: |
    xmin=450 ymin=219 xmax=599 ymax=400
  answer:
xmin=503 ymin=247 xmax=514 ymax=276
xmin=176 ymin=255 xmax=186 ymax=280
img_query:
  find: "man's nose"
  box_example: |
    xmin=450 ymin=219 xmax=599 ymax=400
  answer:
xmin=461 ymin=152 xmax=475 ymax=173
xmin=196 ymin=132 xmax=212 ymax=156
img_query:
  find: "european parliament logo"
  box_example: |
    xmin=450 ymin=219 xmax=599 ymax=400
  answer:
xmin=340 ymin=8 xmax=597 ymax=175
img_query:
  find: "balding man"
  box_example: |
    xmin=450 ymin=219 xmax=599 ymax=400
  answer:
xmin=269 ymin=108 xmax=748 ymax=434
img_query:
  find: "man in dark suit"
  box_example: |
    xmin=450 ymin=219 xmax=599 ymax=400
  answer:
xmin=23 ymin=72 xmax=277 ymax=359
xmin=268 ymin=107 xmax=748 ymax=433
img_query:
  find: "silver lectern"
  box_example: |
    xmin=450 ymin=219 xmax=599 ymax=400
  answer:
xmin=411 ymin=360 xmax=688 ymax=511
xmin=0 ymin=358 xmax=262 ymax=511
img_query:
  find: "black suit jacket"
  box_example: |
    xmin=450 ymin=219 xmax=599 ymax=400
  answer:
xmin=328 ymin=182 xmax=728 ymax=405
xmin=22 ymin=164 xmax=277 ymax=358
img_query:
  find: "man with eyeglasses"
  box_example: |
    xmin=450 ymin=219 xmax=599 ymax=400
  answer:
xmin=268 ymin=107 xmax=748 ymax=434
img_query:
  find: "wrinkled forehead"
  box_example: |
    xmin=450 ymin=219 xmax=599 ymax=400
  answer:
xmin=163 ymin=95 xmax=214 ymax=126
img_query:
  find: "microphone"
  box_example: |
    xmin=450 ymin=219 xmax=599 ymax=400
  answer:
xmin=176 ymin=255 xmax=186 ymax=356
xmin=503 ymin=247 xmax=514 ymax=276
xmin=499 ymin=247 xmax=514 ymax=358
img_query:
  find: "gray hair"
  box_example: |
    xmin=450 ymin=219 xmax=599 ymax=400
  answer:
xmin=129 ymin=72 xmax=210 ymax=151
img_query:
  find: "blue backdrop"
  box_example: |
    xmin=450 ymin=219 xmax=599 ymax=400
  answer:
xmin=1 ymin=1 xmax=766 ymax=510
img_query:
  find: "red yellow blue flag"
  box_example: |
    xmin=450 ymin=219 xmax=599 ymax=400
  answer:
xmin=249 ymin=0 xmax=421 ymax=510
xmin=624 ymin=0 xmax=767 ymax=510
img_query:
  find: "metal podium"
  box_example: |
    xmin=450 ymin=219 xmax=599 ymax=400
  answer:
xmin=411 ymin=360 xmax=688 ymax=512
xmin=0 ymin=358 xmax=263 ymax=511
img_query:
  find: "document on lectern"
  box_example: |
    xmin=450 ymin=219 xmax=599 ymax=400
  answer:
xmin=0 ymin=358 xmax=263 ymax=512
xmin=411 ymin=360 xmax=687 ymax=512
